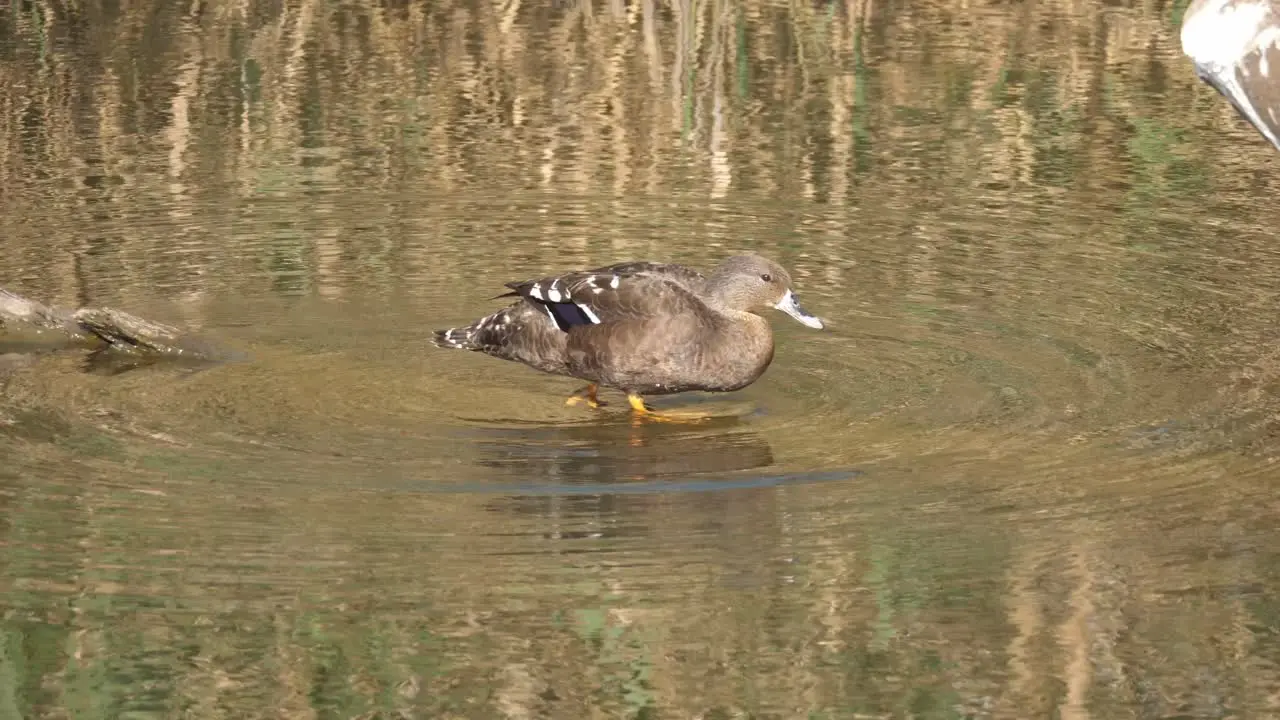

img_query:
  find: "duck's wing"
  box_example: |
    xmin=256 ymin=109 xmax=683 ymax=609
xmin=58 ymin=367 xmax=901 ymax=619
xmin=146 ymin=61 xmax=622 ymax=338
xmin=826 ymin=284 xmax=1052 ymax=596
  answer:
xmin=501 ymin=263 xmax=708 ymax=333
xmin=588 ymin=261 xmax=707 ymax=291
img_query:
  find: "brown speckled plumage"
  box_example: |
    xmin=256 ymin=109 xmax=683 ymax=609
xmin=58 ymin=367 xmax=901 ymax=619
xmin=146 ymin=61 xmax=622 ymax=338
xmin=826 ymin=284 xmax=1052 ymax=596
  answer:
xmin=433 ymin=255 xmax=823 ymax=405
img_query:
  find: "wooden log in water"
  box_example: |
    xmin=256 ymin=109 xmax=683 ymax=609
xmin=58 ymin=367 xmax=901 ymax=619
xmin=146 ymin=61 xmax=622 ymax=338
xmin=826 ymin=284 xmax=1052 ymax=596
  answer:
xmin=71 ymin=307 xmax=193 ymax=355
xmin=0 ymin=287 xmax=80 ymax=336
xmin=0 ymin=286 xmax=227 ymax=361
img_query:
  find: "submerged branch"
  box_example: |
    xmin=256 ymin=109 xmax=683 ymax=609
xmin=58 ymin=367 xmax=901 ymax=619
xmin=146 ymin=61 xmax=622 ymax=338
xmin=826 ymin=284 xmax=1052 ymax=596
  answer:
xmin=0 ymin=286 xmax=227 ymax=361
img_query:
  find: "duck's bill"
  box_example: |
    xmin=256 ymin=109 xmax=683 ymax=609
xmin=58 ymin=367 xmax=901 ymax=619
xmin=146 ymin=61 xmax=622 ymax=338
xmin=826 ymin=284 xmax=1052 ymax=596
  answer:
xmin=775 ymin=290 xmax=824 ymax=329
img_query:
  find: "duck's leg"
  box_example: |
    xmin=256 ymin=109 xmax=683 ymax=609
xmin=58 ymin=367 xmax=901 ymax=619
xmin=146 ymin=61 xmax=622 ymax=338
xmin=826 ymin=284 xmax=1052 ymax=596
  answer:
xmin=565 ymin=383 xmax=607 ymax=409
xmin=626 ymin=393 xmax=712 ymax=423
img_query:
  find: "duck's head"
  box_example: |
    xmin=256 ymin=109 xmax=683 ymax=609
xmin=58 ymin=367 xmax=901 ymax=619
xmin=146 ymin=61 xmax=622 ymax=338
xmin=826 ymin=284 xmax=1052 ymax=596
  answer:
xmin=707 ymin=254 xmax=824 ymax=330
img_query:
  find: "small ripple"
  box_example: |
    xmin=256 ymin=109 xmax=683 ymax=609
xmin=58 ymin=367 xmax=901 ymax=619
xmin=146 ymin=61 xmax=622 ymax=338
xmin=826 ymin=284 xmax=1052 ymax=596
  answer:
xmin=408 ymin=468 xmax=862 ymax=496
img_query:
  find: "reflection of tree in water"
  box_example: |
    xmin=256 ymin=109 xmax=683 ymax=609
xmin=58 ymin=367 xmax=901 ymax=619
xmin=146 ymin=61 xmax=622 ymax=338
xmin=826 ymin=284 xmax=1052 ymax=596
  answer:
xmin=0 ymin=0 xmax=1229 ymax=312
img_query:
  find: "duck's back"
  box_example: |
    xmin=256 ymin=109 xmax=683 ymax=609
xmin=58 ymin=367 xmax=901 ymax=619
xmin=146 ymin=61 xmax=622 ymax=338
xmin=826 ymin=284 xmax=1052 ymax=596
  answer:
xmin=587 ymin=261 xmax=708 ymax=298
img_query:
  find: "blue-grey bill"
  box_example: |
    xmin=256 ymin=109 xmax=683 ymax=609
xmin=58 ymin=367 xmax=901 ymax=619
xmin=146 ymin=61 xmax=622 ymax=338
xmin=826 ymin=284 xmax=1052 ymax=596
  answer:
xmin=775 ymin=290 xmax=824 ymax=329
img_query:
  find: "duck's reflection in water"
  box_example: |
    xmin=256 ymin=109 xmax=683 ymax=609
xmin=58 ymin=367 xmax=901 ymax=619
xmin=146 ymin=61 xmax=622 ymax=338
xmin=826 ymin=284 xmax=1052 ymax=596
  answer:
xmin=471 ymin=414 xmax=774 ymax=486
xmin=466 ymin=416 xmax=778 ymax=546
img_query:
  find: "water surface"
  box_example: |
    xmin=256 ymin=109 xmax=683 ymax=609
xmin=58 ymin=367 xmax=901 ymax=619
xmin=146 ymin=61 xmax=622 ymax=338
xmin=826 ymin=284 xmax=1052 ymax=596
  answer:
xmin=3 ymin=1 xmax=1280 ymax=717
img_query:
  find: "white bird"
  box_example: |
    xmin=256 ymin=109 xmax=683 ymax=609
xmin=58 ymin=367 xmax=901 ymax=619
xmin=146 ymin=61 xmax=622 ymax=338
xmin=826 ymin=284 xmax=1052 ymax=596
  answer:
xmin=1181 ymin=0 xmax=1280 ymax=150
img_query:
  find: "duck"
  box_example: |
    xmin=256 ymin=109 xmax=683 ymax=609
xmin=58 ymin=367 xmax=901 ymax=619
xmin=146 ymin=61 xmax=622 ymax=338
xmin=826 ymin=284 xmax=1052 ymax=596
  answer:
xmin=432 ymin=254 xmax=824 ymax=419
xmin=1180 ymin=0 xmax=1280 ymax=151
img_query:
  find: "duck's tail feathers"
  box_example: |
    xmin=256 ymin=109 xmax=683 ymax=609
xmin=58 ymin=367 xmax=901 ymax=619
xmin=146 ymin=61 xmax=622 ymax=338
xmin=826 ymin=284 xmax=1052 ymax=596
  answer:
xmin=432 ymin=325 xmax=481 ymax=350
xmin=432 ymin=308 xmax=515 ymax=351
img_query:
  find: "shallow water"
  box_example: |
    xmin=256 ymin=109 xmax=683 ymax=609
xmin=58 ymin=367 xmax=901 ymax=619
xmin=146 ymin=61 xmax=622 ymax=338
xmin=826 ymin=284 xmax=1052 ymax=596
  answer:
xmin=4 ymin=0 xmax=1280 ymax=717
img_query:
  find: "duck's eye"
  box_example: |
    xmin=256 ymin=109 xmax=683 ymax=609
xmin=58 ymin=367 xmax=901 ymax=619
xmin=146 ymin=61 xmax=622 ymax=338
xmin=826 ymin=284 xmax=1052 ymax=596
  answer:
xmin=760 ymin=273 xmax=772 ymax=282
